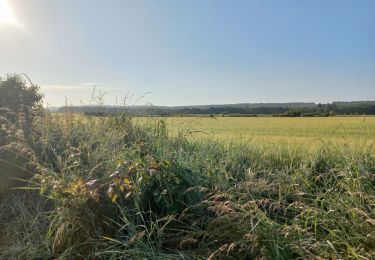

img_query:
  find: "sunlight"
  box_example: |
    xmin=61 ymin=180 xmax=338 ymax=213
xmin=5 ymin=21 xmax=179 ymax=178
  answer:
xmin=0 ymin=0 xmax=22 ymax=28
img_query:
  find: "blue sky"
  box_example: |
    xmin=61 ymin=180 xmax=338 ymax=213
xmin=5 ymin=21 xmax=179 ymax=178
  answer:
xmin=0 ymin=0 xmax=374 ymax=106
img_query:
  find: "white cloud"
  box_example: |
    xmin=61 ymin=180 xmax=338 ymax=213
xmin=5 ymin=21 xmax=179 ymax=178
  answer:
xmin=42 ymin=84 xmax=96 ymax=90
xmin=41 ymin=82 xmax=124 ymax=91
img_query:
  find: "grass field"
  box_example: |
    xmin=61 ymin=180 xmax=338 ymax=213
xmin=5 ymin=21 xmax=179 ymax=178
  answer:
xmin=2 ymin=110 xmax=375 ymax=259
xmin=136 ymin=116 xmax=375 ymax=150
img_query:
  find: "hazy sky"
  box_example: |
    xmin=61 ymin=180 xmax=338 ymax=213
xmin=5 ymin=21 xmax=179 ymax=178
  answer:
xmin=0 ymin=0 xmax=374 ymax=106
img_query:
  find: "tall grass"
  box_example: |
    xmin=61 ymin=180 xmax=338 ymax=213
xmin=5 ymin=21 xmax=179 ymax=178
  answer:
xmin=0 ymin=111 xmax=374 ymax=259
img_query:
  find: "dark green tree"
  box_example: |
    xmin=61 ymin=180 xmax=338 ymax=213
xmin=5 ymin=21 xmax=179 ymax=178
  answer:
xmin=0 ymin=74 xmax=43 ymax=116
xmin=0 ymin=74 xmax=44 ymax=144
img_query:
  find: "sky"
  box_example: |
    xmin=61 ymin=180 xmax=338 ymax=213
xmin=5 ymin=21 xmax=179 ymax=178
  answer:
xmin=0 ymin=0 xmax=374 ymax=106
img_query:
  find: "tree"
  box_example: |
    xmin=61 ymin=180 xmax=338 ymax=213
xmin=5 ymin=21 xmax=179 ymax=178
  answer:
xmin=0 ymin=74 xmax=43 ymax=195
xmin=0 ymin=74 xmax=43 ymax=116
xmin=0 ymin=74 xmax=44 ymax=144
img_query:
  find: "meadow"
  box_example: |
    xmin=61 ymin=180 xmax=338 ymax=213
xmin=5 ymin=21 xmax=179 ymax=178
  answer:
xmin=1 ymin=76 xmax=375 ymax=259
xmin=137 ymin=116 xmax=375 ymax=150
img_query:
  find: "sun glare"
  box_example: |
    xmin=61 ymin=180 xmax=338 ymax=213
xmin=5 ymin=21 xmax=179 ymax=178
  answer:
xmin=0 ymin=0 xmax=21 ymax=28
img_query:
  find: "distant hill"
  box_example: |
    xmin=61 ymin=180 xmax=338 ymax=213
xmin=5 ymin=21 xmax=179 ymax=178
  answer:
xmin=52 ymin=101 xmax=375 ymax=116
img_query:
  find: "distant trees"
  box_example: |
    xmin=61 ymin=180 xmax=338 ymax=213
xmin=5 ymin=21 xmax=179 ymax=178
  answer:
xmin=165 ymin=104 xmax=375 ymax=116
xmin=73 ymin=103 xmax=375 ymax=117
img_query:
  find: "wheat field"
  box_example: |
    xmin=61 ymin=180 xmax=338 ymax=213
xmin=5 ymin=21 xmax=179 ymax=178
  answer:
xmin=136 ymin=116 xmax=375 ymax=150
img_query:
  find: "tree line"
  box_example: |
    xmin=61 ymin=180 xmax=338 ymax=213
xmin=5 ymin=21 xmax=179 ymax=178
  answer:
xmin=67 ymin=101 xmax=375 ymax=117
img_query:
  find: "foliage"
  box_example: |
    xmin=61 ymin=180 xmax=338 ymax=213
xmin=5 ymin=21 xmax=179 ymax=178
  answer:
xmin=0 ymin=74 xmax=43 ymax=117
xmin=0 ymin=74 xmax=43 ymax=196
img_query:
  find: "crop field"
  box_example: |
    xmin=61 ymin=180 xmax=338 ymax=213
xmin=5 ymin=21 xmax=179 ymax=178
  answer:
xmin=137 ymin=116 xmax=375 ymax=150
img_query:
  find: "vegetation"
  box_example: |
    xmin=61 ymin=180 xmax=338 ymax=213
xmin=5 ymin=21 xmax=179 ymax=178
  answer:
xmin=138 ymin=116 xmax=375 ymax=150
xmin=58 ymin=101 xmax=375 ymax=117
xmin=1 ymin=75 xmax=375 ymax=259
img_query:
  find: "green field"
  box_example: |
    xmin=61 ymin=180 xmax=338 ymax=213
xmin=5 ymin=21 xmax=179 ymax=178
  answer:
xmin=137 ymin=116 xmax=375 ymax=150
xmin=2 ymin=75 xmax=375 ymax=259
